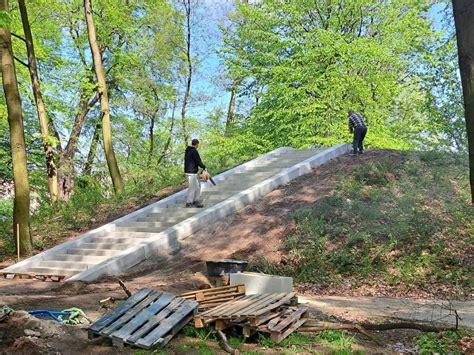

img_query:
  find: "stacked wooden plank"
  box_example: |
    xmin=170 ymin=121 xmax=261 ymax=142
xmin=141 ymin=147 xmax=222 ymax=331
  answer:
xmin=88 ymin=288 xmax=198 ymax=349
xmin=256 ymin=306 xmax=309 ymax=343
xmin=179 ymin=284 xmax=245 ymax=310
xmin=0 ymin=271 xmax=65 ymax=282
xmin=194 ymin=292 xmax=307 ymax=343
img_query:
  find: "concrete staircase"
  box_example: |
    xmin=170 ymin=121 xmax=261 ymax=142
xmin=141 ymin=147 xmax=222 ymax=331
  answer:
xmin=1 ymin=145 xmax=349 ymax=281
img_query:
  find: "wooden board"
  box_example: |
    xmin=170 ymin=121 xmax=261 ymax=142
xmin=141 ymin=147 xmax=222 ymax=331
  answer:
xmin=88 ymin=288 xmax=198 ymax=349
xmin=255 ymin=306 xmax=309 ymax=343
xmin=0 ymin=272 xmax=65 ymax=282
xmin=180 ymin=284 xmax=245 ymax=309
xmin=194 ymin=293 xmax=296 ymax=328
xmin=271 ymin=318 xmax=307 ymax=343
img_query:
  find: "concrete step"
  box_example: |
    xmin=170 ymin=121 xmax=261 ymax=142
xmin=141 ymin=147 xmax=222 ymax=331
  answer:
xmin=119 ymin=221 xmax=184 ymax=229
xmin=115 ymin=226 xmax=170 ymax=233
xmin=138 ymin=215 xmax=193 ymax=223
xmin=117 ymin=221 xmax=175 ymax=229
xmin=89 ymin=236 xmax=149 ymax=244
xmin=51 ymin=254 xmax=110 ymax=263
xmin=39 ymin=260 xmax=94 ymax=269
xmin=151 ymin=207 xmax=204 ymax=214
xmin=200 ymin=190 xmax=241 ymax=196
xmin=278 ymin=149 xmax=321 ymax=156
xmin=260 ymin=155 xmax=318 ymax=163
xmin=26 ymin=267 xmax=83 ymax=276
xmin=234 ymin=171 xmax=277 ymax=178
xmin=243 ymin=166 xmax=296 ymax=171
xmin=172 ymin=197 xmax=229 ymax=206
xmin=79 ymin=242 xmax=138 ymax=250
xmin=112 ymin=231 xmax=165 ymax=238
xmin=66 ymin=248 xmax=123 ymax=257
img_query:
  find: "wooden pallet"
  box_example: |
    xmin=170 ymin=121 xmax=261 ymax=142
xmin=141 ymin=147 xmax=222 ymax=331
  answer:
xmin=180 ymin=284 xmax=245 ymax=309
xmin=88 ymin=288 xmax=198 ymax=349
xmin=0 ymin=272 xmax=65 ymax=282
xmin=194 ymin=292 xmax=297 ymax=328
xmin=258 ymin=306 xmax=309 ymax=343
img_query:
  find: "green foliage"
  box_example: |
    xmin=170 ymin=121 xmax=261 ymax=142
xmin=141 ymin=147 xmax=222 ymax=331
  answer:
xmin=222 ymin=0 xmax=441 ymax=150
xmin=182 ymin=325 xmax=218 ymax=341
xmin=257 ymin=331 xmax=357 ymax=354
xmin=315 ymin=330 xmax=355 ymax=353
xmin=416 ymin=330 xmax=473 ymax=354
xmin=0 ymin=10 xmax=12 ymax=28
xmin=258 ymin=151 xmax=474 ymax=296
xmin=0 ymin=198 xmax=15 ymax=258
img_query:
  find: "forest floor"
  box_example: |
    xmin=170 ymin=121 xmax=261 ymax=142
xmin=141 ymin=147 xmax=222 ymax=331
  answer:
xmin=1 ymin=150 xmax=473 ymax=353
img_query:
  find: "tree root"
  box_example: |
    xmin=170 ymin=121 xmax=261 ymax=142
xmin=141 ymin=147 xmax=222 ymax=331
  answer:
xmin=115 ymin=278 xmax=132 ymax=298
xmin=217 ymin=329 xmax=240 ymax=354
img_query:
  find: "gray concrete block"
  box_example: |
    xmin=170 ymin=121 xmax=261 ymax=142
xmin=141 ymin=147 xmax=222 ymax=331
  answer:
xmin=229 ymin=272 xmax=293 ymax=294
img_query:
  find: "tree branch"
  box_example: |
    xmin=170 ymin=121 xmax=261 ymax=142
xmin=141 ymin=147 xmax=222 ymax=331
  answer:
xmin=13 ymin=56 xmax=29 ymax=68
xmin=11 ymin=32 xmax=26 ymax=42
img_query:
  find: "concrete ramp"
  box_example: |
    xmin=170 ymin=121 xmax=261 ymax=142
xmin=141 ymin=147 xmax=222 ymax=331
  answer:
xmin=1 ymin=144 xmax=349 ymax=281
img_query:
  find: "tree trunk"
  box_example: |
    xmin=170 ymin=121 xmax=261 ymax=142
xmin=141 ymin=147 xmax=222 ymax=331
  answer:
xmin=57 ymin=92 xmax=99 ymax=200
xmin=452 ymin=0 xmax=474 ymax=204
xmin=84 ymin=0 xmax=123 ymax=194
xmin=181 ymin=0 xmax=192 ymax=146
xmin=0 ymin=0 xmax=32 ymax=254
xmin=83 ymin=116 xmax=101 ymax=175
xmin=148 ymin=114 xmax=155 ymax=168
xmin=157 ymin=96 xmax=177 ymax=166
xmin=225 ymin=81 xmax=237 ymax=136
xmin=18 ymin=0 xmax=58 ymax=205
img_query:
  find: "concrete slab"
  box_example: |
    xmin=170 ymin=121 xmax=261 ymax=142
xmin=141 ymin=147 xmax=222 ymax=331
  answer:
xmin=229 ymin=272 xmax=293 ymax=294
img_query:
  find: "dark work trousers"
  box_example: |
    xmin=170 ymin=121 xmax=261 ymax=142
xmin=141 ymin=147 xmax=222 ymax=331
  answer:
xmin=353 ymin=126 xmax=367 ymax=154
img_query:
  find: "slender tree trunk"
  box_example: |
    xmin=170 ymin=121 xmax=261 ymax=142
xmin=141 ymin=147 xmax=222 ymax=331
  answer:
xmin=452 ymin=0 xmax=474 ymax=204
xmin=57 ymin=92 xmax=99 ymax=200
xmin=0 ymin=0 xmax=32 ymax=254
xmin=148 ymin=114 xmax=155 ymax=168
xmin=181 ymin=0 xmax=192 ymax=146
xmin=225 ymin=81 xmax=237 ymax=136
xmin=83 ymin=117 xmax=101 ymax=175
xmin=84 ymin=0 xmax=123 ymax=194
xmin=18 ymin=0 xmax=58 ymax=205
xmin=157 ymin=96 xmax=177 ymax=166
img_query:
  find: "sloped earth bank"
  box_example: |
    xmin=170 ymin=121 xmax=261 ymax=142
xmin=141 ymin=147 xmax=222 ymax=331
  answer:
xmin=1 ymin=150 xmax=473 ymax=353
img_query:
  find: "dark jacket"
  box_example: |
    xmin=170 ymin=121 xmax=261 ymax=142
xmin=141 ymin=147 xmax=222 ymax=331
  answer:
xmin=184 ymin=146 xmax=205 ymax=174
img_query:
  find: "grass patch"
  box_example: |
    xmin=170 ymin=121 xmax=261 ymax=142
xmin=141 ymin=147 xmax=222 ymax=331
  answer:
xmin=416 ymin=330 xmax=474 ymax=354
xmin=258 ymin=151 xmax=474 ymax=297
xmin=315 ymin=330 xmax=356 ymax=353
xmin=257 ymin=331 xmax=360 ymax=354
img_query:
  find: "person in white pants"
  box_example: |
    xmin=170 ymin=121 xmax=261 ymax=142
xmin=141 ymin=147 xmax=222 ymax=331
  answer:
xmin=184 ymin=139 xmax=206 ymax=208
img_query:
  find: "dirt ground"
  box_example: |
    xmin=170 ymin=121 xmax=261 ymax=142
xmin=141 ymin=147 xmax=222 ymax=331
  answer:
xmin=1 ymin=150 xmax=473 ymax=353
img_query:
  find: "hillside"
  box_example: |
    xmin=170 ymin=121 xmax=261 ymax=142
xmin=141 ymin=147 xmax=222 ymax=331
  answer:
xmin=121 ymin=149 xmax=474 ymax=300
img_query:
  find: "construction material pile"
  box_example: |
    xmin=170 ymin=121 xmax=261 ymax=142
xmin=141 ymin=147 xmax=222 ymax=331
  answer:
xmin=87 ymin=284 xmax=308 ymax=351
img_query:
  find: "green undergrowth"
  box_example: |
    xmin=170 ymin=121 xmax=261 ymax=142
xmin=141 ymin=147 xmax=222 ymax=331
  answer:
xmin=416 ymin=330 xmax=474 ymax=354
xmin=258 ymin=150 xmax=474 ymax=297
xmin=177 ymin=329 xmax=362 ymax=354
